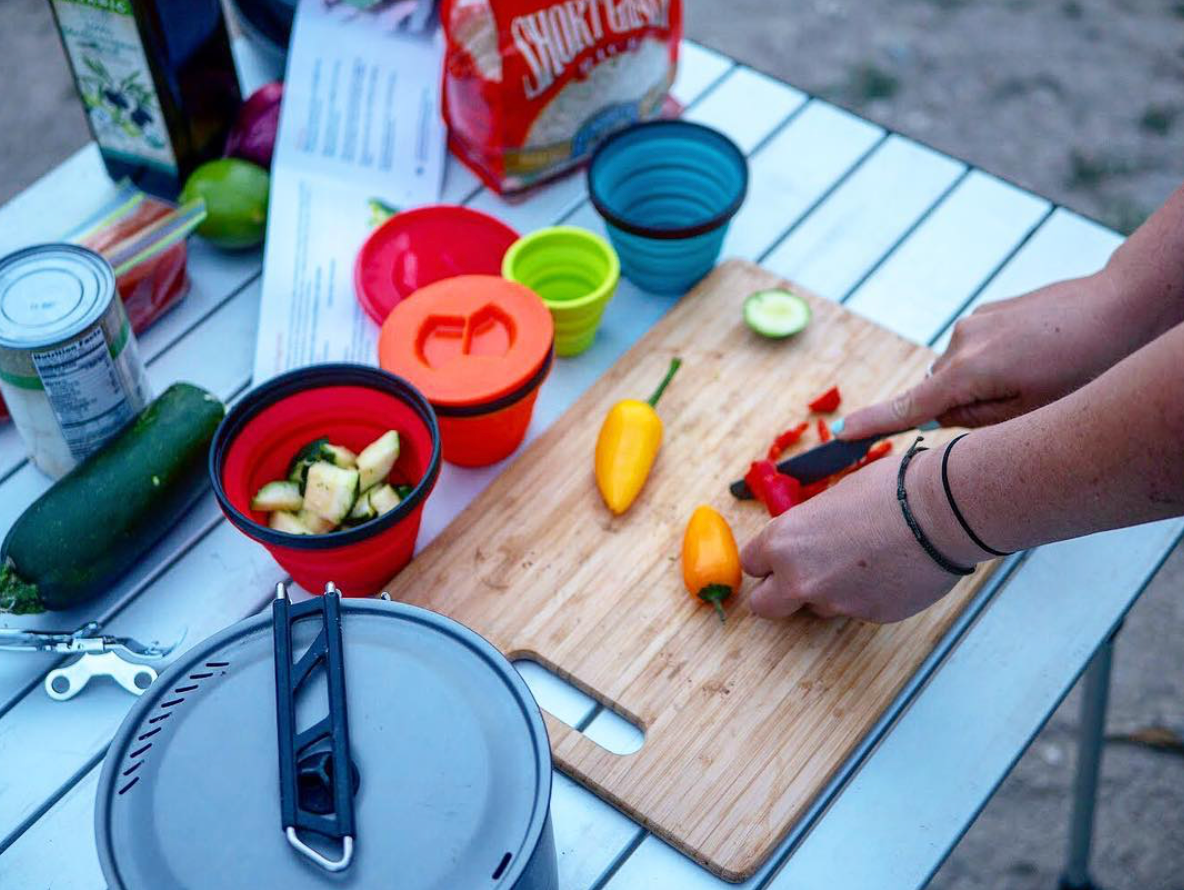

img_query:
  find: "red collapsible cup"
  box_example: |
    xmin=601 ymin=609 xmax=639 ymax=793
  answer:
xmin=378 ymin=275 xmax=554 ymax=467
xmin=210 ymin=364 xmax=442 ymax=597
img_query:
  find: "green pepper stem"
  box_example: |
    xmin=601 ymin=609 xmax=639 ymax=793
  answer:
xmin=698 ymin=584 xmax=731 ymax=623
xmin=646 ymin=357 xmax=683 ymax=408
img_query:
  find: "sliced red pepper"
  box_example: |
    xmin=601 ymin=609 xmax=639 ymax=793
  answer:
xmin=816 ymin=418 xmax=832 ymax=443
xmin=807 ymin=385 xmax=842 ymax=414
xmin=766 ymin=421 xmax=809 ymax=460
xmin=745 ymin=460 xmax=802 ymax=517
xmin=863 ymin=441 xmax=893 ymax=463
xmin=799 ymin=479 xmax=830 ymax=501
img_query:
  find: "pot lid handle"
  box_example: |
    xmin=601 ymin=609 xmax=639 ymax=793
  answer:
xmin=273 ymin=582 xmax=358 ymax=872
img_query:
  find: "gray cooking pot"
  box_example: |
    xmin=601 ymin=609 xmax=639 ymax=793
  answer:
xmin=95 ymin=597 xmax=557 ymax=890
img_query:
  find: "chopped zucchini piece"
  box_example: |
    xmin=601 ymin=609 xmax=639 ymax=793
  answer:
xmin=394 ymin=483 xmax=414 ymax=500
xmin=369 ymin=484 xmax=402 ymax=516
xmin=269 ymin=511 xmax=310 ymax=535
xmin=320 ymin=443 xmax=357 ymax=468
xmin=288 ymin=437 xmax=330 ymax=490
xmin=296 ymin=508 xmax=336 ymax=534
xmin=347 ymin=486 xmax=379 ymax=523
xmin=357 ymin=431 xmax=400 ymax=491
xmin=251 ymin=480 xmax=303 ymax=513
xmin=303 ymin=461 xmax=360 ymax=525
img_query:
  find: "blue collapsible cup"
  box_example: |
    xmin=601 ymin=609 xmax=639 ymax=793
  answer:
xmin=587 ymin=120 xmax=748 ymax=295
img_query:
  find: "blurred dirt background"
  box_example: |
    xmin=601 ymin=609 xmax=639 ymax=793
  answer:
xmin=1 ymin=0 xmax=1182 ymax=887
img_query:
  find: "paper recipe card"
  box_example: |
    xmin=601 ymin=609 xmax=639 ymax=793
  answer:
xmin=253 ymin=0 xmax=446 ymax=382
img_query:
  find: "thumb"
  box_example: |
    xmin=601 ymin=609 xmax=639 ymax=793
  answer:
xmin=839 ymin=375 xmax=954 ymax=440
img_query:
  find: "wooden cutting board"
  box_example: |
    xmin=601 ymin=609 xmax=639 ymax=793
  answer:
xmin=389 ymin=260 xmax=997 ymax=881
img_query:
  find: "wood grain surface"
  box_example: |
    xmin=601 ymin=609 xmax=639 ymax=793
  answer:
xmin=389 ymin=259 xmax=997 ymax=881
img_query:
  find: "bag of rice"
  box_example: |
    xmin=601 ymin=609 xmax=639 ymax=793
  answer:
xmin=442 ymin=0 xmax=682 ymax=194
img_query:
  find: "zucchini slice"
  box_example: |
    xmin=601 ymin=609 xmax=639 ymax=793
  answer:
xmin=347 ymin=486 xmax=379 ymax=524
xmin=743 ymin=288 xmax=811 ymax=339
xmin=357 ymin=431 xmax=400 ymax=491
xmin=369 ymin=484 xmax=402 ymax=516
xmin=288 ymin=437 xmax=330 ymax=489
xmin=303 ymin=462 xmax=360 ymax=525
xmin=251 ymin=481 xmax=303 ymax=513
xmin=296 ymin=508 xmax=337 ymax=534
xmin=269 ymin=511 xmax=311 ymax=535
xmin=320 ymin=443 xmax=357 ymax=468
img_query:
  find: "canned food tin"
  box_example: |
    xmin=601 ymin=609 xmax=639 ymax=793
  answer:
xmin=0 ymin=244 xmax=151 ymax=477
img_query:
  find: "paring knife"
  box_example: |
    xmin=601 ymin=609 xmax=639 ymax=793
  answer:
xmin=729 ymin=421 xmax=938 ymax=499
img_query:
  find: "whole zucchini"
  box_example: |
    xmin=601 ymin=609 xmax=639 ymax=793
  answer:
xmin=0 ymin=383 xmax=226 ymax=614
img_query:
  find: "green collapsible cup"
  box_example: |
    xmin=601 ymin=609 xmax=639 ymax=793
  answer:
xmin=502 ymin=226 xmax=620 ymax=357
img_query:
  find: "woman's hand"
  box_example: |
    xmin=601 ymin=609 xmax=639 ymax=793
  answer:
xmin=740 ymin=448 xmax=987 ymax=623
xmin=840 ymin=270 xmax=1136 ymax=439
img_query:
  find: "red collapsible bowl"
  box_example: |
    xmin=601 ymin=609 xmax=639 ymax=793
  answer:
xmin=210 ymin=365 xmax=442 ymax=597
xmin=354 ymin=205 xmax=520 ymax=324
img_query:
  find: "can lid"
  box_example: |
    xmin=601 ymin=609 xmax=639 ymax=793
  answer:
xmin=0 ymin=244 xmax=115 ymax=349
xmin=354 ymin=205 xmax=520 ymax=325
xmin=378 ymin=275 xmax=553 ymax=408
xmin=96 ymin=600 xmax=552 ymax=890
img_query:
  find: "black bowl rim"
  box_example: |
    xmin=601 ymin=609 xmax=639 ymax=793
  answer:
xmin=209 ymin=363 xmax=443 ymax=551
xmin=587 ymin=119 xmax=749 ymax=241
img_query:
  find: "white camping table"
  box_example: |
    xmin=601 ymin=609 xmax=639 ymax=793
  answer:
xmin=0 ymin=40 xmax=1172 ymax=890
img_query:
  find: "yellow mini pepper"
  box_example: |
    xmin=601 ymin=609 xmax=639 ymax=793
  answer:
xmin=682 ymin=505 xmax=742 ymax=623
xmin=594 ymin=357 xmax=681 ymax=515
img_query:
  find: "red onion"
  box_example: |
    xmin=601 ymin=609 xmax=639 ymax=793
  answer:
xmin=224 ymin=81 xmax=283 ymax=170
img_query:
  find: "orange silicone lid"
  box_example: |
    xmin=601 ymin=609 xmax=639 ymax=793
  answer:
xmin=378 ymin=275 xmax=554 ymax=408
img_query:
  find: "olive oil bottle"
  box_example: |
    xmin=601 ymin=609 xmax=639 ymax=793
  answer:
xmin=48 ymin=0 xmax=243 ymax=199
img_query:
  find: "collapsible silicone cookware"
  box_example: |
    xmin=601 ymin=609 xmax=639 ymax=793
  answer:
xmin=588 ymin=120 xmax=748 ymax=295
xmin=355 ymin=205 xmax=521 ymax=324
xmin=95 ymin=592 xmax=558 ymax=889
xmin=378 ymin=275 xmax=554 ymax=467
xmin=210 ymin=364 xmax=442 ymax=596
xmin=501 ymin=226 xmax=620 ymax=357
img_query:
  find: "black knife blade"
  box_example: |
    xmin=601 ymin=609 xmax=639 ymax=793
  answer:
xmin=729 ymin=434 xmax=885 ymax=499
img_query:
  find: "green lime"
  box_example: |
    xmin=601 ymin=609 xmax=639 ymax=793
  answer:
xmin=180 ymin=158 xmax=270 ymax=250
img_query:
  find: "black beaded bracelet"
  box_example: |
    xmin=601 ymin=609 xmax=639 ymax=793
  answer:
xmin=941 ymin=434 xmax=1013 ymax=557
xmin=897 ymin=437 xmax=975 ymax=576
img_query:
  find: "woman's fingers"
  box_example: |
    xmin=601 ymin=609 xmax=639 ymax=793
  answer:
xmin=740 ymin=525 xmax=775 ymax=578
xmin=839 ymin=373 xmax=956 ymax=440
xmin=748 ymin=574 xmax=805 ymax=618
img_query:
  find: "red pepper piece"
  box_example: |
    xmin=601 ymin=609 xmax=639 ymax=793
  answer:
xmin=767 ymin=421 xmax=809 ymax=460
xmin=862 ymin=441 xmax=892 ymax=463
xmin=807 ymin=385 xmax=841 ymax=413
xmin=817 ymin=418 xmax=832 ymax=443
xmin=799 ymin=479 xmax=830 ymax=501
xmin=745 ymin=460 xmax=802 ymax=517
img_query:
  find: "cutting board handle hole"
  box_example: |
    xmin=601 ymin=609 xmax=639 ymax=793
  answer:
xmin=513 ymin=657 xmax=646 ymax=755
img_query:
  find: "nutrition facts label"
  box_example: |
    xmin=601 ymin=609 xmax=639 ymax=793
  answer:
xmin=33 ymin=327 xmax=138 ymax=459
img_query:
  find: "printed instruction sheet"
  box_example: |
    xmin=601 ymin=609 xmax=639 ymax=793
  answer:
xmin=253 ymin=0 xmax=445 ymax=382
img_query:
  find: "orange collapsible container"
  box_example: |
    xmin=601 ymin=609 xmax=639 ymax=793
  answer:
xmin=378 ymin=275 xmax=554 ymax=467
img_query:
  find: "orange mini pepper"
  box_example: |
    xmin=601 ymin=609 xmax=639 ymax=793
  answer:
xmin=595 ymin=358 xmax=681 ymax=515
xmin=682 ymin=505 xmax=742 ymax=623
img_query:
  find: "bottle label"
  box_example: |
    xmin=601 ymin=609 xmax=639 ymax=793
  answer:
xmin=52 ymin=0 xmax=178 ymax=174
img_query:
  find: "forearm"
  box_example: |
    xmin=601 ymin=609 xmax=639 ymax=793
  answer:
xmin=910 ymin=320 xmax=1184 ymax=563
xmin=1098 ymin=183 xmax=1184 ymax=347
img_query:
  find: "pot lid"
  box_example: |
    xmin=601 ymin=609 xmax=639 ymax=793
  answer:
xmin=355 ymin=206 xmax=520 ymax=325
xmin=377 ymin=275 xmax=553 ymax=409
xmin=96 ymin=599 xmax=552 ymax=890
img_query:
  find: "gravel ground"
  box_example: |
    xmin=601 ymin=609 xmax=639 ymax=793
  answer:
xmin=1 ymin=1 xmax=1182 ymax=887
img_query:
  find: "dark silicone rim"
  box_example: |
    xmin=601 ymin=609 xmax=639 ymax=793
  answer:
xmin=209 ymin=364 xmax=442 ymax=551
xmin=430 ymin=344 xmax=554 ymax=418
xmin=587 ymin=120 xmax=749 ymax=241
